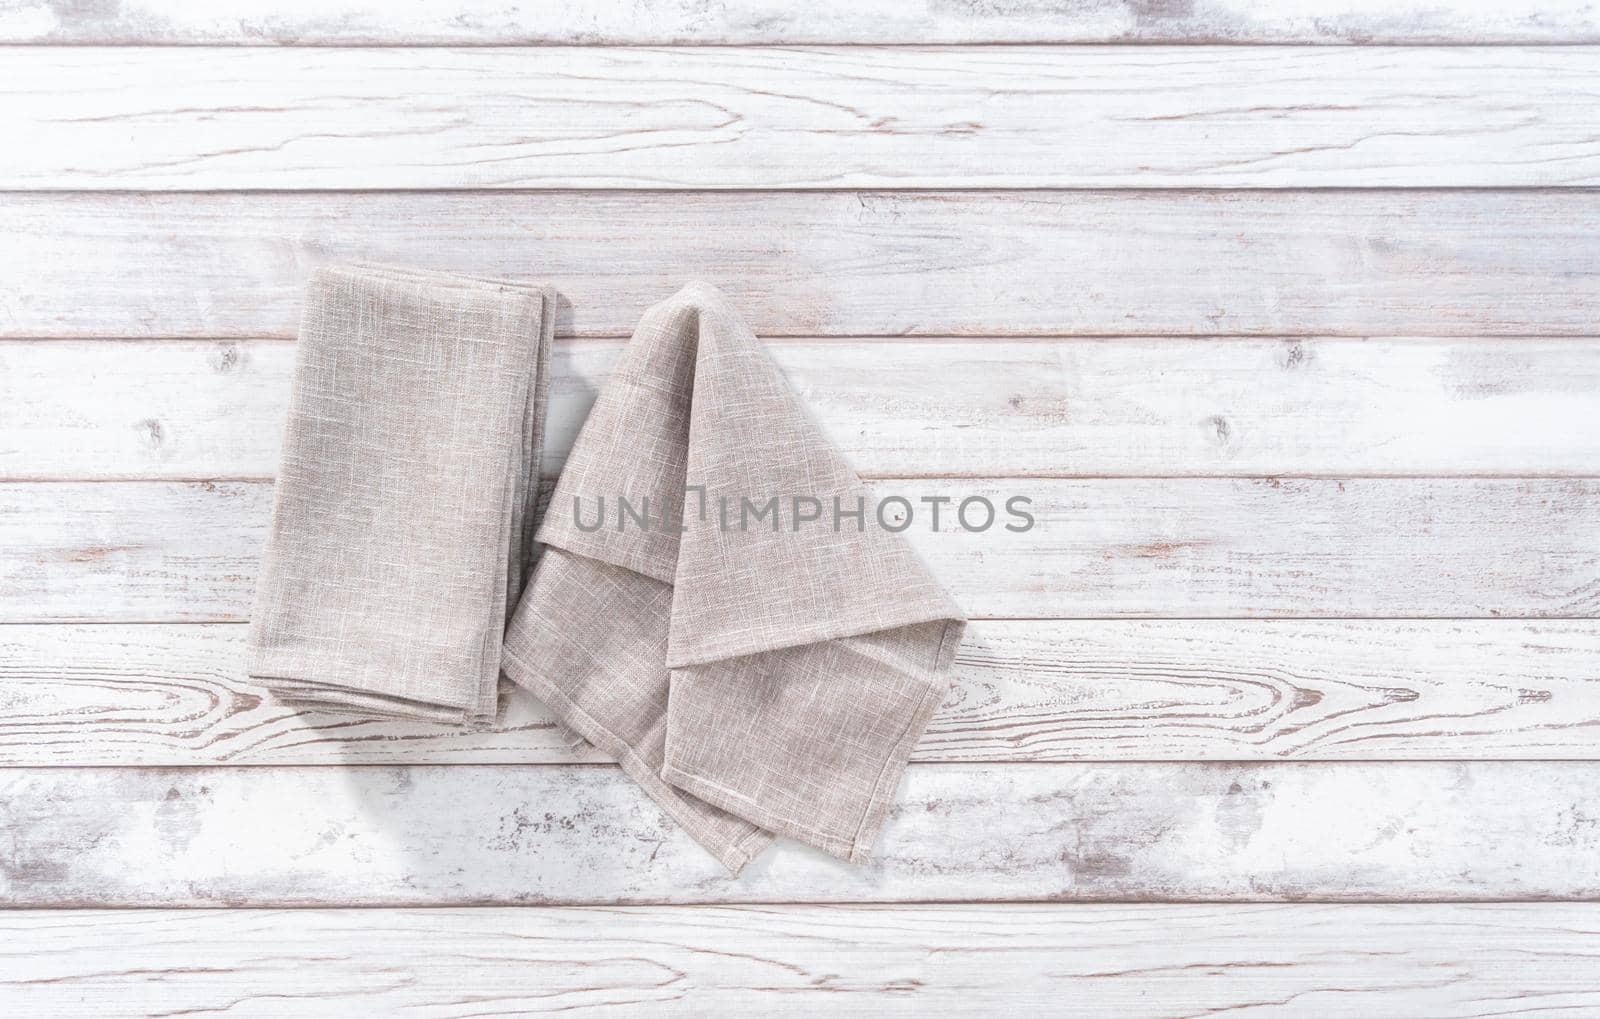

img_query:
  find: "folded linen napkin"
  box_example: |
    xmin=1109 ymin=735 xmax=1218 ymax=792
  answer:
xmin=500 ymin=283 xmax=967 ymax=872
xmin=248 ymin=265 xmax=554 ymax=724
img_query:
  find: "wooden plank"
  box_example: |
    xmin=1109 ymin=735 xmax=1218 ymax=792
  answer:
xmin=5 ymin=904 xmax=1600 ymax=1017
xmin=0 ymin=481 xmax=263 ymax=623
xmin=6 ymin=620 xmax=1600 ymax=766
xmin=7 ymin=0 xmax=1600 ymax=46
xmin=10 ymin=47 xmax=1600 ymax=189
xmin=12 ymin=336 xmax=1600 ymax=481
xmin=4 ymin=760 xmax=1600 ymax=904
xmin=2 ymin=0 xmax=1597 ymax=45
xmin=5 ymin=191 xmax=1599 ymax=339
xmin=6 ymin=478 xmax=1599 ymax=622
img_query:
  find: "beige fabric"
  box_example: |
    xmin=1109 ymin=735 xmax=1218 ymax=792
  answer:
xmin=247 ymin=264 xmax=554 ymax=724
xmin=500 ymin=283 xmax=966 ymax=872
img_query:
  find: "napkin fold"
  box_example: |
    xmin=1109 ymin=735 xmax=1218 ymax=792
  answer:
xmin=500 ymin=283 xmax=966 ymax=872
xmin=247 ymin=265 xmax=554 ymax=724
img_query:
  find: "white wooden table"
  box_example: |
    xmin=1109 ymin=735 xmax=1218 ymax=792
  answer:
xmin=4 ymin=2 xmax=1600 ymax=1014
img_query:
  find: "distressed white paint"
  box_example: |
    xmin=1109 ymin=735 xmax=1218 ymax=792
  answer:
xmin=5 ymin=761 xmax=1600 ymax=904
xmin=7 ymin=191 xmax=1598 ymax=340
xmin=7 ymin=478 xmax=1599 ymax=622
xmin=5 ymin=620 xmax=1600 ymax=765
xmin=4 ymin=0 xmax=1598 ymax=44
xmin=5 ymin=904 xmax=1600 ymax=1017
xmin=3 ymin=13 xmax=1599 ymax=1012
xmin=10 ymin=337 xmax=1600 ymax=481
xmin=9 ymin=47 xmax=1600 ymax=189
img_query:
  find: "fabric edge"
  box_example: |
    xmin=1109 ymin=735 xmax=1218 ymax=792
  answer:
xmin=659 ymin=615 xmax=966 ymax=865
xmin=664 ymin=599 xmax=964 ymax=672
xmin=500 ymin=646 xmax=774 ymax=875
xmin=846 ymin=616 xmax=967 ymax=861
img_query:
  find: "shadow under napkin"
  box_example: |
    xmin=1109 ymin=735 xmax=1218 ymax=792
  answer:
xmin=500 ymin=283 xmax=966 ymax=873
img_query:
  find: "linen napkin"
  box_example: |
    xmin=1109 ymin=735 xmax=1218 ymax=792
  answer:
xmin=247 ymin=264 xmax=554 ymax=724
xmin=500 ymin=283 xmax=966 ymax=872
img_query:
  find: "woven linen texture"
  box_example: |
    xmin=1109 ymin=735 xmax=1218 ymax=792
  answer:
xmin=247 ymin=265 xmax=554 ymax=723
xmin=501 ymin=283 xmax=966 ymax=872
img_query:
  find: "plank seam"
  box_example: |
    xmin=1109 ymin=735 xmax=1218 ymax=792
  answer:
xmin=9 ymin=615 xmax=1600 ymax=625
xmin=9 ymin=186 xmax=1600 ymax=197
xmin=7 ymin=896 xmax=1600 ymax=910
xmin=7 ymin=40 xmax=1600 ymax=48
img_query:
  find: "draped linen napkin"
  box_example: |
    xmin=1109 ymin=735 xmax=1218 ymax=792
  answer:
xmin=247 ymin=265 xmax=554 ymax=724
xmin=500 ymin=283 xmax=966 ymax=872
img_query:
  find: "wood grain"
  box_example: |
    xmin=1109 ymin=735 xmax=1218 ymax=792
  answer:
xmin=2 ymin=0 xmax=1596 ymax=45
xmin=5 ymin=760 xmax=1600 ymax=904
xmin=12 ymin=336 xmax=1600 ymax=481
xmin=11 ymin=47 xmax=1600 ymax=189
xmin=7 ymin=478 xmax=1599 ymax=622
xmin=6 ymin=191 xmax=1600 ymax=339
xmin=6 ymin=904 xmax=1600 ymax=1017
xmin=6 ymin=620 xmax=1600 ymax=766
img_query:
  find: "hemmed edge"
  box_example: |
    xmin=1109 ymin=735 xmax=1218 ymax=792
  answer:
xmin=660 ymin=617 xmax=967 ymax=865
xmin=500 ymin=647 xmax=773 ymax=875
